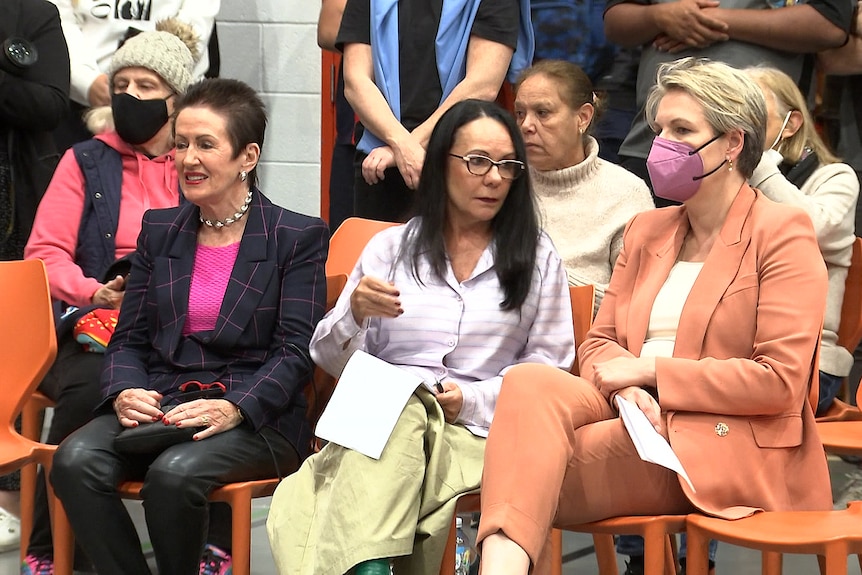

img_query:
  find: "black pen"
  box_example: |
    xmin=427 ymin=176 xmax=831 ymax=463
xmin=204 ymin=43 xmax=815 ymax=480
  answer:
xmin=434 ymin=379 xmax=445 ymax=394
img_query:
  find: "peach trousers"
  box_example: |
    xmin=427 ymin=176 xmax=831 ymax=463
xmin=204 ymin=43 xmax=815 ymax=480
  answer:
xmin=478 ymin=364 xmax=695 ymax=573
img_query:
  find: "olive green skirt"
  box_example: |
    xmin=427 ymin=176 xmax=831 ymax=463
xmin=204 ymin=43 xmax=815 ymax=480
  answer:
xmin=267 ymin=388 xmax=486 ymax=575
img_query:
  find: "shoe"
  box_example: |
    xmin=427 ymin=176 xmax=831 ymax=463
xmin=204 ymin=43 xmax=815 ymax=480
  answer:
xmin=623 ymin=555 xmax=643 ymax=575
xmin=834 ymin=468 xmax=862 ymax=510
xmin=354 ymin=559 xmax=391 ymax=575
xmin=0 ymin=507 xmax=20 ymax=553
xmin=20 ymin=555 xmax=53 ymax=575
xmin=199 ymin=544 xmax=232 ymax=575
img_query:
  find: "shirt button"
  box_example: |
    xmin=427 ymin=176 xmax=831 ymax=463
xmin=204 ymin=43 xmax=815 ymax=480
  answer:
xmin=94 ymin=192 xmax=102 ymax=199
xmin=105 ymin=233 xmax=112 ymax=238
xmin=714 ymin=422 xmax=729 ymax=437
xmin=447 ymin=339 xmax=455 ymax=347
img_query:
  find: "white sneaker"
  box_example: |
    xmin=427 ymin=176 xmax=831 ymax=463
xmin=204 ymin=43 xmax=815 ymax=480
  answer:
xmin=0 ymin=507 xmax=20 ymax=553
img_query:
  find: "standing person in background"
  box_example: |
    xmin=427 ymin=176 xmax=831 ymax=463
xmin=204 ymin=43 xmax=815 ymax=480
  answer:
xmin=337 ymin=0 xmax=534 ymax=222
xmin=0 ymin=0 xmax=69 ymax=554
xmin=747 ymin=66 xmax=859 ymax=416
xmin=318 ymin=0 xmax=356 ymax=232
xmin=513 ymin=60 xmax=653 ymax=313
xmin=48 ymin=0 xmax=219 ymax=151
xmin=21 ymin=21 xmax=196 ymax=574
xmin=603 ymin=0 xmax=852 ymax=206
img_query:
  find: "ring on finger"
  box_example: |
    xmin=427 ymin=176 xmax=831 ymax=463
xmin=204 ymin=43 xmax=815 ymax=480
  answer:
xmin=201 ymin=414 xmax=210 ymax=426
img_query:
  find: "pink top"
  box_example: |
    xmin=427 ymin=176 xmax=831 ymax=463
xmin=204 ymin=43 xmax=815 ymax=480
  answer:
xmin=183 ymin=242 xmax=241 ymax=335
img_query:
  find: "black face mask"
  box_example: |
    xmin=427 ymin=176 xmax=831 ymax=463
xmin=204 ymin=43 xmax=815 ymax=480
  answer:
xmin=111 ymin=92 xmax=169 ymax=145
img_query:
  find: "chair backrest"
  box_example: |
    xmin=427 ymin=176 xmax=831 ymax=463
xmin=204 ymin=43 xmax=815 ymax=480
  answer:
xmin=837 ymin=237 xmax=862 ymax=354
xmin=326 ymin=217 xmax=399 ymax=277
xmin=569 ymin=284 xmax=596 ymax=377
xmin=0 ymin=260 xmax=57 ymax=427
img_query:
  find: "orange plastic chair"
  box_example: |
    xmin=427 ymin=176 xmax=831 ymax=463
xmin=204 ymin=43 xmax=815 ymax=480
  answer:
xmin=325 ymin=217 xmax=399 ymax=277
xmin=0 ymin=260 xmax=58 ymax=562
xmin=685 ymin=502 xmax=862 ymax=575
xmin=439 ymin=284 xmax=595 ymax=575
xmin=49 ymin=273 xmax=347 ymax=575
xmin=816 ymin=236 xmax=862 ymax=421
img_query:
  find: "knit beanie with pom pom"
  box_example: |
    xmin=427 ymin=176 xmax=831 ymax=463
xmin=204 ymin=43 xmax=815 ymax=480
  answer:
xmin=108 ymin=18 xmax=200 ymax=94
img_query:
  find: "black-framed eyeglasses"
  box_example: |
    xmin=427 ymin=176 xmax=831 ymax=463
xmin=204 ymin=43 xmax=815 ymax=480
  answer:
xmin=449 ymin=153 xmax=525 ymax=180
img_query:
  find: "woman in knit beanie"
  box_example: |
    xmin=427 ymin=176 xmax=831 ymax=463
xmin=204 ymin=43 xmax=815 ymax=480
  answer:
xmin=513 ymin=59 xmax=655 ymax=315
xmin=21 ymin=19 xmax=202 ymax=575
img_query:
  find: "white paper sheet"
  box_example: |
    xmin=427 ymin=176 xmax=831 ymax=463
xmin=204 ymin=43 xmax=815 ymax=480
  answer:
xmin=615 ymin=396 xmax=696 ymax=492
xmin=315 ymin=350 xmax=423 ymax=459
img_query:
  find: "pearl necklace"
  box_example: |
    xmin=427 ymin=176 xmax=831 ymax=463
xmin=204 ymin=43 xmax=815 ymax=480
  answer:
xmin=199 ymin=189 xmax=253 ymax=229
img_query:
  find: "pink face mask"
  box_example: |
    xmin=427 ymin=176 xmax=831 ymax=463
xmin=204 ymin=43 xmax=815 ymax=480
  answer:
xmin=646 ymin=134 xmax=725 ymax=202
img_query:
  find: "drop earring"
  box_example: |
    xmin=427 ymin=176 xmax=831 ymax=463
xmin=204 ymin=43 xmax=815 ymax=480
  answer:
xmin=240 ymin=170 xmax=248 ymax=182
xmin=727 ymin=158 xmax=733 ymax=172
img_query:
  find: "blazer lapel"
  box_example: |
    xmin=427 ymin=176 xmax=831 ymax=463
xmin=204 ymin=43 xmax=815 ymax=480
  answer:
xmin=626 ymin=214 xmax=688 ymax=357
xmin=153 ymin=206 xmax=198 ymax=355
xmin=673 ymin=185 xmax=755 ymax=359
xmin=211 ymin=191 xmax=274 ymax=348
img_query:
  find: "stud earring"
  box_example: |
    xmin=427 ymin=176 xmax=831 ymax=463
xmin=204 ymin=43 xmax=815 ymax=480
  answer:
xmin=240 ymin=170 xmax=248 ymax=182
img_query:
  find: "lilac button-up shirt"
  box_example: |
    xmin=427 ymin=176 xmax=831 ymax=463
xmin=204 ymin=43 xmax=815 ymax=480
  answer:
xmin=310 ymin=221 xmax=575 ymax=434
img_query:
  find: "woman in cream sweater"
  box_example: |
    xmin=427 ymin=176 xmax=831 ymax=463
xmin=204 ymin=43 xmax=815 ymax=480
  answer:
xmin=514 ymin=59 xmax=654 ymax=313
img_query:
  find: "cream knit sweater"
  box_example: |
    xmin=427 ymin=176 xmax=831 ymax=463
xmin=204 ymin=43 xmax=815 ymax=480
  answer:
xmin=751 ymin=152 xmax=860 ymax=377
xmin=531 ymin=137 xmax=655 ymax=313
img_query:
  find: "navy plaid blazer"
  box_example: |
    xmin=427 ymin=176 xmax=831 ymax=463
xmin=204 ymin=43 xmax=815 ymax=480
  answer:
xmin=100 ymin=189 xmax=329 ymax=458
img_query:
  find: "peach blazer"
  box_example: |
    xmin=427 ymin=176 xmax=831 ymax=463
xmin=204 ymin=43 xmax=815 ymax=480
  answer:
xmin=579 ymin=184 xmax=833 ymax=519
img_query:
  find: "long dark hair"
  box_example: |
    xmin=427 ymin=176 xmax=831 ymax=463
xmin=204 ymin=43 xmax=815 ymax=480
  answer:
xmin=406 ymin=99 xmax=540 ymax=311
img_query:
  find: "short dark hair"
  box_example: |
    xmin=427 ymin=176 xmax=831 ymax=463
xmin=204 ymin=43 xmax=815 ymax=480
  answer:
xmin=173 ymin=78 xmax=267 ymax=186
xmin=406 ymin=99 xmax=540 ymax=311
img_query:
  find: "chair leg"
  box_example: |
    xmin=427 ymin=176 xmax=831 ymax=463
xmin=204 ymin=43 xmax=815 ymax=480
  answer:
xmin=19 ymin=399 xmax=45 ymax=562
xmin=19 ymin=463 xmax=36 ymax=562
xmin=439 ymin=516 xmax=457 ymax=575
xmin=228 ymin=492 xmax=253 ymax=575
xmin=593 ymin=534 xmax=618 ymax=575
xmin=662 ymin=534 xmax=677 ymax=575
xmin=48 ymin=472 xmax=75 ymax=575
xmin=683 ymin=525 xmax=709 ymax=575
xmin=820 ymin=544 xmax=848 ymax=575
xmin=550 ymin=529 xmax=563 ymax=575
xmin=761 ymin=551 xmax=782 ymax=575
xmin=643 ymin=525 xmax=665 ymax=575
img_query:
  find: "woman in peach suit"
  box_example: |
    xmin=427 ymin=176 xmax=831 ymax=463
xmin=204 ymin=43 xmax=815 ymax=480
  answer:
xmin=476 ymin=58 xmax=833 ymax=575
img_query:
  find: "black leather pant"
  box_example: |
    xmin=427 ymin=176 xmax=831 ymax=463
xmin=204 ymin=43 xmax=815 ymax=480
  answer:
xmin=51 ymin=413 xmax=298 ymax=575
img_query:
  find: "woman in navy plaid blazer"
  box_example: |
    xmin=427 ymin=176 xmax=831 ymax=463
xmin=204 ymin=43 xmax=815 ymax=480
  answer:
xmin=51 ymin=78 xmax=330 ymax=575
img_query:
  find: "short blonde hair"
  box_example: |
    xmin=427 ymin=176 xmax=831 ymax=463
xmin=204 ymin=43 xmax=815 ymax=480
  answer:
xmin=745 ymin=66 xmax=839 ymax=165
xmin=645 ymin=58 xmax=766 ymax=178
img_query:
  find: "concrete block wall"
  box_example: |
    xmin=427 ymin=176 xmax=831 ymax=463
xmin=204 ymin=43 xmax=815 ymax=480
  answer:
xmin=217 ymin=1 xmax=323 ymax=218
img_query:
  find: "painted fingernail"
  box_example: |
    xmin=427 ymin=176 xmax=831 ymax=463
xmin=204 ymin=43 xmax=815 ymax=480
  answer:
xmin=132 ymin=421 xmax=139 ymax=427
xmin=152 ymin=415 xmax=160 ymax=422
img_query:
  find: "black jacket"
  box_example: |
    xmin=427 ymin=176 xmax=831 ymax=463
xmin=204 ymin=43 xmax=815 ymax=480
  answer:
xmin=0 ymin=0 xmax=70 ymax=244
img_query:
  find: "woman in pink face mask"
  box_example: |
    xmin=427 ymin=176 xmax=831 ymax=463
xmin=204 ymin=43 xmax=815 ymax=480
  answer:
xmin=475 ymin=58 xmax=833 ymax=575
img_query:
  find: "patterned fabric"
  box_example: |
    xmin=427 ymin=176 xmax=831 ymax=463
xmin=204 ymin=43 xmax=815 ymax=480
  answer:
xmin=100 ymin=189 xmax=329 ymax=458
xmin=184 ymin=242 xmax=241 ymax=335
xmin=73 ymin=308 xmax=120 ymax=353
xmin=531 ymin=0 xmax=617 ymax=81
